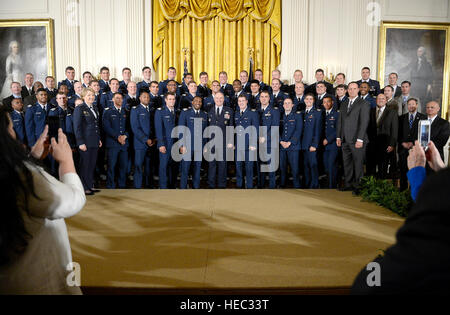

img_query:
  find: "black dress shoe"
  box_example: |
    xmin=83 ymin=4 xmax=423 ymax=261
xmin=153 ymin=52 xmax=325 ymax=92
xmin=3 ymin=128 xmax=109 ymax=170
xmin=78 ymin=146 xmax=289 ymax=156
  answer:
xmin=85 ymin=190 xmax=95 ymax=196
xmin=91 ymin=189 xmax=101 ymax=193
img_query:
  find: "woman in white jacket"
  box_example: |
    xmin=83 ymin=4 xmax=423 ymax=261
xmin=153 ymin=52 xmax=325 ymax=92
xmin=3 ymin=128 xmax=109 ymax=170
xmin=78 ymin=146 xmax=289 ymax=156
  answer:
xmin=0 ymin=106 xmax=86 ymax=294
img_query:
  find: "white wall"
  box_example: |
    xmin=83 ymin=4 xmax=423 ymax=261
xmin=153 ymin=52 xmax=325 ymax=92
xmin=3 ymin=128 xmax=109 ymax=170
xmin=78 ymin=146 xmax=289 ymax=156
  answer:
xmin=0 ymin=0 xmax=449 ymax=83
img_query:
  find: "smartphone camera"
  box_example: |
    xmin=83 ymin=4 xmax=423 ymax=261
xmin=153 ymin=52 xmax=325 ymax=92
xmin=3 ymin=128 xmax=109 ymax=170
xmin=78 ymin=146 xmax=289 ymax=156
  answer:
xmin=418 ymin=120 xmax=431 ymax=151
xmin=46 ymin=116 xmax=61 ymax=142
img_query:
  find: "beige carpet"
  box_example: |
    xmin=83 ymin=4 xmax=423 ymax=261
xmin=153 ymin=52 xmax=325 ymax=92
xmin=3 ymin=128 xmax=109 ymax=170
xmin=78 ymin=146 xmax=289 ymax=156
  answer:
xmin=66 ymin=190 xmax=404 ymax=294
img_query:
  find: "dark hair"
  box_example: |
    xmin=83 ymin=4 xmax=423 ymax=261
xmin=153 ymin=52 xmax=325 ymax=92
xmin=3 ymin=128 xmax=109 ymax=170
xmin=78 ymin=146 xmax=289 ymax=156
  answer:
xmin=384 ymin=85 xmax=394 ymax=92
xmin=255 ymin=69 xmax=263 ymax=74
xmin=336 ymin=73 xmax=346 ymax=79
xmin=362 ymin=67 xmax=371 ymax=72
xmin=184 ymin=73 xmax=193 ymax=78
xmin=65 ymin=66 xmax=75 ymax=72
xmin=401 ymin=81 xmax=411 ymax=87
xmin=100 ymin=66 xmax=110 ymax=73
xmin=142 ymin=66 xmax=151 ymax=72
xmin=36 ymin=88 xmax=47 ymax=94
xmin=316 ymin=82 xmax=326 ymax=88
xmin=0 ymin=107 xmax=39 ymax=265
xmin=323 ymin=96 xmax=334 ymax=103
xmin=359 ymin=82 xmax=370 ymax=88
xmin=110 ymin=78 xmax=120 ymax=84
xmin=407 ymin=98 xmax=419 ymax=105
xmin=82 ymin=71 xmax=92 ymax=78
xmin=315 ymin=69 xmax=324 ymax=74
xmin=389 ymin=72 xmax=398 ymax=78
xmin=260 ymin=90 xmax=270 ymax=97
xmin=233 ymin=79 xmax=242 ymax=85
xmin=112 ymin=92 xmax=123 ymax=98
xmin=237 ymin=94 xmax=248 ymax=100
xmin=89 ymin=79 xmax=99 ymax=86
xmin=122 ymin=67 xmax=131 ymax=73
xmin=304 ymin=92 xmax=316 ymax=99
xmin=168 ymin=67 xmax=176 ymax=72
xmin=150 ymin=81 xmax=159 ymax=86
xmin=336 ymin=84 xmax=348 ymax=90
xmin=199 ymin=72 xmax=208 ymax=78
xmin=250 ymin=80 xmax=260 ymax=86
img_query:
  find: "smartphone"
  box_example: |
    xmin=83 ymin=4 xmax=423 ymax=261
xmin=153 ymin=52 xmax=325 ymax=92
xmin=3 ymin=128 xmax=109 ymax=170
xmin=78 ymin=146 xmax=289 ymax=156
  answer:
xmin=46 ymin=116 xmax=60 ymax=141
xmin=418 ymin=120 xmax=431 ymax=150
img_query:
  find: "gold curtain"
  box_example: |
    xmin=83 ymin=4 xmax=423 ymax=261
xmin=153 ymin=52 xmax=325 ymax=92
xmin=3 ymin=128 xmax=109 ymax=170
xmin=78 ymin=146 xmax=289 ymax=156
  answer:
xmin=153 ymin=0 xmax=281 ymax=84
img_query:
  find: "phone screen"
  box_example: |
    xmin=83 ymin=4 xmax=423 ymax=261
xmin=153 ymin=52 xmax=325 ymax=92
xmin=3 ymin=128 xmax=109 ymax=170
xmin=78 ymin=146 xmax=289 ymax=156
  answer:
xmin=47 ymin=116 xmax=60 ymax=141
xmin=419 ymin=121 xmax=431 ymax=148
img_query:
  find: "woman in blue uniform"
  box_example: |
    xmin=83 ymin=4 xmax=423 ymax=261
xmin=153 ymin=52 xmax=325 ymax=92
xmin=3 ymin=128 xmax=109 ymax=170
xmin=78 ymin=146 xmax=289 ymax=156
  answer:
xmin=73 ymin=88 xmax=102 ymax=195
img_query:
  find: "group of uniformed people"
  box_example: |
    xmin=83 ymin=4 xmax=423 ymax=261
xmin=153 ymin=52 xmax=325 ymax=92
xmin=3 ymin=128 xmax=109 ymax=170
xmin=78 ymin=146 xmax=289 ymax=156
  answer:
xmin=3 ymin=65 xmax=449 ymax=194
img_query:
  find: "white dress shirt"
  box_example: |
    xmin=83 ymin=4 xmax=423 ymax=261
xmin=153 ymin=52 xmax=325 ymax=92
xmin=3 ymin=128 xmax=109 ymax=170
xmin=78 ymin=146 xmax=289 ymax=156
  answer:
xmin=0 ymin=164 xmax=86 ymax=294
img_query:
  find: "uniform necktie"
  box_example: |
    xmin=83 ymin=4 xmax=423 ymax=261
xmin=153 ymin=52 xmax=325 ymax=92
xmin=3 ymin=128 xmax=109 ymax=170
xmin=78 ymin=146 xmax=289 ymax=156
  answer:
xmin=409 ymin=114 xmax=414 ymax=129
xmin=216 ymin=107 xmax=220 ymax=117
xmin=376 ymin=108 xmax=382 ymax=124
xmin=89 ymin=106 xmax=97 ymax=119
xmin=240 ymin=111 xmax=243 ymax=117
xmin=403 ymin=96 xmax=408 ymax=104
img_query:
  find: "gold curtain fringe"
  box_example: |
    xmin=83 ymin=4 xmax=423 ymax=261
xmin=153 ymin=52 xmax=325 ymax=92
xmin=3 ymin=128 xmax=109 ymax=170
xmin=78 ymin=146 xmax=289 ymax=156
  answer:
xmin=153 ymin=0 xmax=282 ymax=83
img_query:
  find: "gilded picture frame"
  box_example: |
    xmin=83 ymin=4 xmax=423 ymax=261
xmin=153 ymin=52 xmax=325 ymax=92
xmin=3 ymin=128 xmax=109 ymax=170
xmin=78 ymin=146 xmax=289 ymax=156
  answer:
xmin=378 ymin=21 xmax=450 ymax=120
xmin=0 ymin=19 xmax=55 ymax=100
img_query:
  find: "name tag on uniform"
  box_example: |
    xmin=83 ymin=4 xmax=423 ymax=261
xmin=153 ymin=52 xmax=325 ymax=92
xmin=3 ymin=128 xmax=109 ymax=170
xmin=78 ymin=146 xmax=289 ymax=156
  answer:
xmin=265 ymin=113 xmax=271 ymax=117
xmin=83 ymin=111 xmax=90 ymax=116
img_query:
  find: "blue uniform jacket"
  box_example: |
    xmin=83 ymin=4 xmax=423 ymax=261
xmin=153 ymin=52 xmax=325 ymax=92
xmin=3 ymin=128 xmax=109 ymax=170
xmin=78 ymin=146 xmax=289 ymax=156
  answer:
xmin=207 ymin=106 xmax=234 ymax=145
xmin=259 ymin=105 xmax=280 ymax=147
xmin=154 ymin=106 xmax=177 ymax=149
xmin=301 ymin=108 xmax=323 ymax=150
xmin=270 ymin=92 xmax=288 ymax=109
xmin=58 ymin=79 xmax=77 ymax=97
xmin=323 ymin=109 xmax=339 ymax=151
xmin=102 ymin=106 xmax=129 ymax=148
xmin=203 ymin=94 xmax=231 ymax=113
xmin=178 ymin=108 xmax=208 ymax=151
xmin=130 ymin=104 xmax=153 ymax=150
xmin=65 ymin=113 xmax=76 ymax=148
xmin=280 ymin=111 xmax=303 ymax=151
xmin=100 ymin=91 xmax=116 ymax=110
xmin=10 ymin=110 xmax=26 ymax=144
xmin=73 ymin=103 xmax=101 ymax=148
xmin=99 ymin=80 xmax=110 ymax=93
xmin=25 ymin=103 xmax=52 ymax=146
xmin=234 ymin=108 xmax=259 ymax=151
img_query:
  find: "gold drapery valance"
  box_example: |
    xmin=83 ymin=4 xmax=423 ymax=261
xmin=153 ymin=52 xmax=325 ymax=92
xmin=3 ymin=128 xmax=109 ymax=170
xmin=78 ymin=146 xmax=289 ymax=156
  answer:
xmin=153 ymin=0 xmax=281 ymax=83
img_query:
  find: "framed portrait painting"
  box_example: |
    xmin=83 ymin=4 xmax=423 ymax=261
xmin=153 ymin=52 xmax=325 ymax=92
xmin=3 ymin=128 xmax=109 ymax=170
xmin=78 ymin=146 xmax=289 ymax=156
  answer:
xmin=378 ymin=21 xmax=450 ymax=120
xmin=0 ymin=19 xmax=54 ymax=100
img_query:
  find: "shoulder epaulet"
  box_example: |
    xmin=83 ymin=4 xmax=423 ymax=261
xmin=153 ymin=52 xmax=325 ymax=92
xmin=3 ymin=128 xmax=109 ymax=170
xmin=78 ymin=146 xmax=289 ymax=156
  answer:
xmin=283 ymin=92 xmax=289 ymax=96
xmin=316 ymin=109 xmax=322 ymax=112
xmin=50 ymin=108 xmax=57 ymax=111
xmin=296 ymin=111 xmax=301 ymax=114
xmin=182 ymin=94 xmax=187 ymax=97
xmin=102 ymin=92 xmax=107 ymax=95
xmin=27 ymin=104 xmax=33 ymax=108
xmin=132 ymin=106 xmax=137 ymax=109
xmin=67 ymin=113 xmax=72 ymax=116
xmin=337 ymin=110 xmax=340 ymax=113
xmin=251 ymin=109 xmax=256 ymax=112
xmin=157 ymin=107 xmax=162 ymax=110
xmin=183 ymin=108 xmax=188 ymax=111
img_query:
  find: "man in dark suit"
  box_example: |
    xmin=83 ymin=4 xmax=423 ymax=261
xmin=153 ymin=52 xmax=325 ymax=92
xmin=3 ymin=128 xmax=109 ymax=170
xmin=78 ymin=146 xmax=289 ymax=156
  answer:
xmin=24 ymin=82 xmax=44 ymax=107
xmin=335 ymin=84 xmax=348 ymax=111
xmin=305 ymin=69 xmax=334 ymax=96
xmin=425 ymin=101 xmax=450 ymax=161
xmin=58 ymin=66 xmax=77 ymax=97
xmin=240 ymin=71 xmax=251 ymax=94
xmin=398 ymin=98 xmax=427 ymax=190
xmin=381 ymin=72 xmax=402 ymax=98
xmin=288 ymin=70 xmax=309 ymax=96
xmin=336 ymin=82 xmax=371 ymax=191
xmin=315 ymin=82 xmax=337 ymax=111
xmin=402 ymin=47 xmax=434 ymax=107
xmin=197 ymin=72 xmax=211 ymax=98
xmin=357 ymin=67 xmax=380 ymax=97
xmin=352 ymin=165 xmax=450 ymax=294
xmin=180 ymin=73 xmax=193 ymax=95
xmin=254 ymin=69 xmax=270 ymax=92
xmin=21 ymin=73 xmax=35 ymax=99
xmin=219 ymin=71 xmax=234 ymax=98
xmin=230 ymin=80 xmax=250 ymax=112
xmin=158 ymin=67 xmax=181 ymax=96
xmin=2 ymin=81 xmax=22 ymax=110
xmin=367 ymin=94 xmax=399 ymax=179
xmin=291 ymin=82 xmax=306 ymax=113
xmin=44 ymin=76 xmax=58 ymax=101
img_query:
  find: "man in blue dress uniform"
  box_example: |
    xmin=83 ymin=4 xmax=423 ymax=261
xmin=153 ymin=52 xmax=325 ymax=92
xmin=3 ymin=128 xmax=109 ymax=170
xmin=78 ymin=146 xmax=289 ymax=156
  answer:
xmin=137 ymin=66 xmax=153 ymax=97
xmin=98 ymin=66 xmax=111 ymax=94
xmin=155 ymin=92 xmax=179 ymax=189
xmin=58 ymin=66 xmax=77 ymax=97
xmin=180 ymin=81 xmax=199 ymax=111
xmin=270 ymin=79 xmax=288 ymax=110
xmin=103 ymin=93 xmax=129 ymax=189
xmin=301 ymin=93 xmax=322 ymax=189
xmin=158 ymin=67 xmax=180 ymax=96
xmin=322 ymin=96 xmax=340 ymax=188
xmin=100 ymin=78 xmax=121 ymax=110
xmin=279 ymin=98 xmax=303 ymax=188
xmin=130 ymin=92 xmax=156 ymax=189
xmin=204 ymin=81 xmax=231 ymax=113
xmin=178 ymin=96 xmax=208 ymax=189
xmin=234 ymin=95 xmax=259 ymax=189
xmin=257 ymin=91 xmax=280 ymax=189
xmin=25 ymin=88 xmax=52 ymax=147
xmin=9 ymin=98 xmax=26 ymax=145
